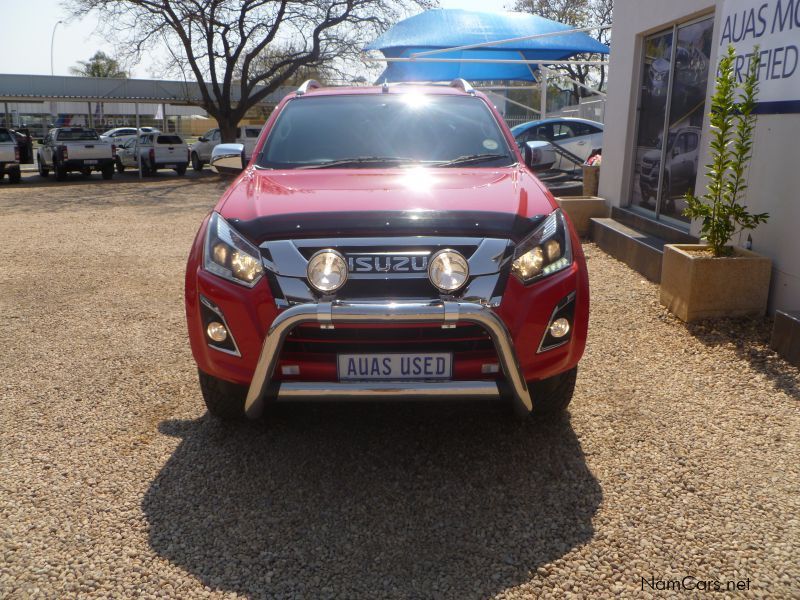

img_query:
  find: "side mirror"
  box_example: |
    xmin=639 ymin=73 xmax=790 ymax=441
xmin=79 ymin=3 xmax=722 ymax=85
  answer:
xmin=210 ymin=143 xmax=245 ymax=175
xmin=198 ymin=136 xmax=207 ymax=142
xmin=524 ymin=141 xmax=555 ymax=171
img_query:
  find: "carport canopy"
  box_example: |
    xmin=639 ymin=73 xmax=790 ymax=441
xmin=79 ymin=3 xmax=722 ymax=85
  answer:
xmin=366 ymin=9 xmax=609 ymax=83
xmin=0 ymin=74 xmax=289 ymax=106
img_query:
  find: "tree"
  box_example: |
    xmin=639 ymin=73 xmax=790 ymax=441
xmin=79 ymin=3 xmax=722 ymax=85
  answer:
xmin=71 ymin=0 xmax=430 ymax=142
xmin=683 ymin=46 xmax=768 ymax=257
xmin=69 ymin=51 xmax=128 ymax=78
xmin=513 ymin=0 xmax=612 ymax=104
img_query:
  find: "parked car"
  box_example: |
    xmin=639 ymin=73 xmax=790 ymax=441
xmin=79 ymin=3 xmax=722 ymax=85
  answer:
xmin=0 ymin=128 xmax=21 ymax=184
xmin=115 ymin=132 xmax=189 ymax=175
xmin=37 ymin=127 xmax=115 ymax=180
xmin=100 ymin=127 xmax=160 ymax=146
xmin=185 ymin=81 xmax=589 ymax=420
xmin=190 ymin=125 xmax=263 ymax=171
xmin=638 ymin=126 xmax=701 ymax=205
xmin=510 ymin=118 xmax=603 ymax=168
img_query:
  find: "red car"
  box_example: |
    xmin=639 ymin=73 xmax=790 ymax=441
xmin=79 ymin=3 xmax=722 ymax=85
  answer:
xmin=185 ymin=80 xmax=589 ymax=420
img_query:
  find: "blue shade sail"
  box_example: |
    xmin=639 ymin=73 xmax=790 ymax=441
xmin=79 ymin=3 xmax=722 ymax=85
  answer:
xmin=367 ymin=9 xmax=609 ymax=82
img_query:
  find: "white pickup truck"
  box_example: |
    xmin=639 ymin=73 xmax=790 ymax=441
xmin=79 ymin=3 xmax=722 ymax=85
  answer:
xmin=37 ymin=127 xmax=115 ymax=180
xmin=0 ymin=128 xmax=21 ymax=184
xmin=115 ymin=132 xmax=189 ymax=176
xmin=190 ymin=125 xmax=262 ymax=171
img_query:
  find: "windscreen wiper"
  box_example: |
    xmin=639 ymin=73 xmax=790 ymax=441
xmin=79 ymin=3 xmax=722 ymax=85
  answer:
xmin=296 ymin=157 xmax=420 ymax=169
xmin=435 ymin=153 xmax=511 ymax=167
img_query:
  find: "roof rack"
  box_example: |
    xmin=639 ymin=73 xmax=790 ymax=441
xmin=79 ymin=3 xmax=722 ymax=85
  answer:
xmin=449 ymin=78 xmax=476 ymax=95
xmin=296 ymin=80 xmax=322 ymax=96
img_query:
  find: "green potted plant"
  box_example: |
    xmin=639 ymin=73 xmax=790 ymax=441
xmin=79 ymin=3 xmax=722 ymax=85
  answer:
xmin=660 ymin=45 xmax=772 ymax=322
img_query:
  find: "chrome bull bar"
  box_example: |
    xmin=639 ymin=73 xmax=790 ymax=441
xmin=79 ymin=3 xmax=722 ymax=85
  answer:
xmin=244 ymin=300 xmax=533 ymax=418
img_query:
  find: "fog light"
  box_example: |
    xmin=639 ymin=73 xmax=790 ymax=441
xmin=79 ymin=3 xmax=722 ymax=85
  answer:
xmin=206 ymin=321 xmax=228 ymax=342
xmin=428 ymin=249 xmax=469 ymax=292
xmin=549 ymin=318 xmax=570 ymax=338
xmin=307 ymin=249 xmax=348 ymax=293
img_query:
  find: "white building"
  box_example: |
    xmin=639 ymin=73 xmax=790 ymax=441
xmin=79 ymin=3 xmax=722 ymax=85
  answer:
xmin=598 ymin=0 xmax=799 ymax=323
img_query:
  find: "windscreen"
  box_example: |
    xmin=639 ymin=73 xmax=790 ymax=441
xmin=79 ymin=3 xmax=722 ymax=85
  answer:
xmin=56 ymin=129 xmax=99 ymax=141
xmin=257 ymin=94 xmax=514 ymax=169
xmin=157 ymin=135 xmax=183 ymax=145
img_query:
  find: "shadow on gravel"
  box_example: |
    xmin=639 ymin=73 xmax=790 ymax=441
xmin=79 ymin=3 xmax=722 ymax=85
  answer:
xmin=143 ymin=403 xmax=601 ymax=598
xmin=686 ymin=317 xmax=800 ymax=398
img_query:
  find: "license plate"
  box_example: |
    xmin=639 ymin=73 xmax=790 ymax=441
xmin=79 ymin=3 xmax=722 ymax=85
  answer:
xmin=164 ymin=164 xmax=176 ymax=168
xmin=84 ymin=160 xmax=98 ymax=165
xmin=338 ymin=353 xmax=452 ymax=380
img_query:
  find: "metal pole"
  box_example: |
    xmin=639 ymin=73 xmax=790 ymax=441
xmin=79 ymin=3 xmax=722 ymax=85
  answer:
xmin=482 ymin=90 xmax=542 ymax=118
xmin=50 ymin=21 xmax=63 ymax=75
xmin=410 ymin=24 xmax=612 ymax=58
xmin=540 ymin=68 xmax=548 ymax=119
xmin=377 ymin=57 xmax=607 ymax=66
xmin=3 ymin=102 xmax=8 ymax=128
xmin=136 ymin=102 xmax=142 ymax=180
xmin=162 ymin=103 xmax=167 ymax=132
xmin=87 ymin=102 xmax=93 ymax=128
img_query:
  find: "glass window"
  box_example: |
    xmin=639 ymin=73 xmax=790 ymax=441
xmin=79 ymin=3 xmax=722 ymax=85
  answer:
xmin=0 ymin=130 xmax=12 ymax=143
xmin=552 ymin=123 xmax=576 ymax=140
xmin=56 ymin=128 xmax=99 ymax=141
xmin=628 ymin=15 xmax=713 ymax=226
xmin=210 ymin=130 xmax=221 ymax=141
xmin=258 ymin=94 xmax=513 ymax=169
xmin=157 ymin=135 xmax=183 ymax=144
xmin=244 ymin=128 xmax=261 ymax=138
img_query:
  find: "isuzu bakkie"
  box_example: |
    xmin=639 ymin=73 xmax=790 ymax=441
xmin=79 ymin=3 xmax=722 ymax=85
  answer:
xmin=185 ymin=80 xmax=589 ymax=420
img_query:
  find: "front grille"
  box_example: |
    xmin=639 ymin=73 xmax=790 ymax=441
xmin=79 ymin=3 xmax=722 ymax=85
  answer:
xmin=337 ymin=278 xmax=439 ymax=299
xmin=283 ymin=323 xmax=494 ymax=354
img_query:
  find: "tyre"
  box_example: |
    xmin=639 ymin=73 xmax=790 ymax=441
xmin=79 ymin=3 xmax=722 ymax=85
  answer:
xmin=116 ymin=157 xmax=125 ymax=173
xmin=191 ymin=152 xmax=203 ymax=171
xmin=198 ymin=370 xmax=247 ymax=420
xmin=37 ymin=156 xmax=49 ymax=177
xmin=176 ymin=165 xmax=187 ymax=176
xmin=148 ymin=159 xmax=158 ymax=176
xmin=101 ymin=164 xmax=114 ymax=180
xmin=8 ymin=166 xmax=21 ymax=184
xmin=55 ymin=163 xmax=67 ymax=181
xmin=528 ymin=366 xmax=577 ymax=417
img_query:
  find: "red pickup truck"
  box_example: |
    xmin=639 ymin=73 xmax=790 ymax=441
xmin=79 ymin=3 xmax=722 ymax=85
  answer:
xmin=185 ymin=80 xmax=589 ymax=420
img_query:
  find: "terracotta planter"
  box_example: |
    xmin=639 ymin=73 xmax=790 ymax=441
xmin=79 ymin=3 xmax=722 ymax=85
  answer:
xmin=555 ymin=196 xmax=609 ymax=237
xmin=660 ymin=244 xmax=772 ymax=322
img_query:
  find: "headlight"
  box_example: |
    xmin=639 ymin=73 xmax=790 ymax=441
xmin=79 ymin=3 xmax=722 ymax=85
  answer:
xmin=307 ymin=249 xmax=348 ymax=293
xmin=512 ymin=209 xmax=572 ymax=283
xmin=428 ymin=249 xmax=469 ymax=292
xmin=203 ymin=212 xmax=264 ymax=286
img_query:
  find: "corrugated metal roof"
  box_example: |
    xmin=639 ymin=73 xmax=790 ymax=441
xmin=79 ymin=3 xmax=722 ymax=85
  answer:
xmin=0 ymin=74 xmax=290 ymax=106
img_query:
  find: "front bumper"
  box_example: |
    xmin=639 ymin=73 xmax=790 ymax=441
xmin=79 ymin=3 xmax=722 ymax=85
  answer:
xmin=244 ymin=300 xmax=533 ymax=419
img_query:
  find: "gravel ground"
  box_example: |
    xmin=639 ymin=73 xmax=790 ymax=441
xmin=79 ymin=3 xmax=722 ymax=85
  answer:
xmin=1 ymin=175 xmax=798 ymax=599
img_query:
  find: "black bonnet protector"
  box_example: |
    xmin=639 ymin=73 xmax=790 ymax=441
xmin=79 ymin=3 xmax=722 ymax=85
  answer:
xmin=231 ymin=211 xmax=546 ymax=244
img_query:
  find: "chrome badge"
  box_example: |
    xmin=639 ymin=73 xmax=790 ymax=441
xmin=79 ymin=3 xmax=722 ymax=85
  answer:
xmin=346 ymin=253 xmax=429 ymax=273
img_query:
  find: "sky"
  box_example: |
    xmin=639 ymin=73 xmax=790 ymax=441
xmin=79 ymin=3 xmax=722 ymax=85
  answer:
xmin=0 ymin=0 xmax=513 ymax=80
